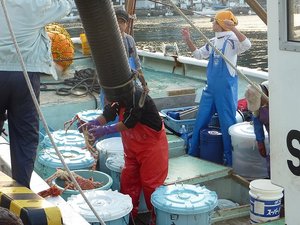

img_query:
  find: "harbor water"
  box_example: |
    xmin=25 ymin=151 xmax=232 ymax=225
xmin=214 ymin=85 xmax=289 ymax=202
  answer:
xmin=134 ymin=14 xmax=268 ymax=71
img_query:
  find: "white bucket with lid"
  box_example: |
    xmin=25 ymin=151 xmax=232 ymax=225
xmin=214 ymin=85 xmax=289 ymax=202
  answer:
xmin=96 ymin=137 xmax=124 ymax=174
xmin=41 ymin=129 xmax=85 ymax=150
xmin=151 ymin=184 xmax=218 ymax=225
xmin=35 ymin=146 xmax=95 ymax=179
xmin=76 ymin=109 xmax=102 ymax=123
xmin=105 ymin=154 xmax=124 ymax=191
xmin=105 ymin=155 xmax=148 ymax=213
xmin=67 ymin=189 xmax=132 ymax=225
xmin=249 ymin=179 xmax=284 ymax=224
xmin=229 ymin=122 xmax=269 ymax=179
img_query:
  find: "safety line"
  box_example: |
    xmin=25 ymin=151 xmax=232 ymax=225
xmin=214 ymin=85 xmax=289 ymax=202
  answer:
xmin=0 ymin=1 xmax=106 ymax=225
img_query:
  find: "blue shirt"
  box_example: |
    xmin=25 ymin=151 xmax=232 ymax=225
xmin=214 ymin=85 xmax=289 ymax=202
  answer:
xmin=0 ymin=0 xmax=73 ymax=80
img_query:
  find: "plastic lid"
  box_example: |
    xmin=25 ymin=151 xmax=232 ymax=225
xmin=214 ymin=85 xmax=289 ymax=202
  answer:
xmin=76 ymin=109 xmax=102 ymax=123
xmin=67 ymin=189 xmax=132 ymax=222
xmin=250 ymin=179 xmax=284 ymax=194
xmin=37 ymin=146 xmax=94 ymax=169
xmin=105 ymin=155 xmax=124 ymax=173
xmin=42 ymin=129 xmax=85 ymax=148
xmin=229 ymin=122 xmax=268 ymax=139
xmin=96 ymin=137 xmax=124 ymax=155
xmin=151 ymin=184 xmax=218 ymax=214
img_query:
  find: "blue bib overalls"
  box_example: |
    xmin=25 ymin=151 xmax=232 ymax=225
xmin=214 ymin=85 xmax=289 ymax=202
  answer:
xmin=188 ymin=38 xmax=238 ymax=166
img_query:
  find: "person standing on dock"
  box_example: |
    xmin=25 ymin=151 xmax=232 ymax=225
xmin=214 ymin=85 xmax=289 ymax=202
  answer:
xmin=181 ymin=11 xmax=251 ymax=166
xmin=100 ymin=8 xmax=149 ymax=109
xmin=0 ymin=0 xmax=73 ymax=188
xmin=245 ymin=81 xmax=270 ymax=177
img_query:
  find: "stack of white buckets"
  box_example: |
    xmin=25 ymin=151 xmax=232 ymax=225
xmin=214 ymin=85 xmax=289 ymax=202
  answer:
xmin=35 ymin=129 xmax=95 ymax=179
xmin=74 ymin=110 xmax=133 ymax=224
xmin=98 ymin=137 xmax=148 ymax=213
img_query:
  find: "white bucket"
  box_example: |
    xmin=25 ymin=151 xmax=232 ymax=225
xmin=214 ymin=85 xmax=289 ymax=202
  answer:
xmin=249 ymin=179 xmax=284 ymax=224
xmin=96 ymin=137 xmax=124 ymax=174
xmin=229 ymin=122 xmax=269 ymax=179
xmin=151 ymin=184 xmax=218 ymax=225
xmin=67 ymin=189 xmax=132 ymax=225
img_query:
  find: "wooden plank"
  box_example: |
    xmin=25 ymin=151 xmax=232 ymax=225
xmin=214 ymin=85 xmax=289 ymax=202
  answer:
xmin=167 ymin=87 xmax=196 ymax=96
xmin=245 ymin=0 xmax=267 ymax=25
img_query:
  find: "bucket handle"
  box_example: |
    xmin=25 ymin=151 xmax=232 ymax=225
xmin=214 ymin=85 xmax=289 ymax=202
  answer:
xmin=250 ymin=192 xmax=263 ymax=200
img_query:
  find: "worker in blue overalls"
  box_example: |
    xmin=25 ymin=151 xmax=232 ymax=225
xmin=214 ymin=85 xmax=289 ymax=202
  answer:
xmin=181 ymin=11 xmax=251 ymax=166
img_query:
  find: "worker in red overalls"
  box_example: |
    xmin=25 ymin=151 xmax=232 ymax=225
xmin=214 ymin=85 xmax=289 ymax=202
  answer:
xmin=83 ymin=85 xmax=168 ymax=225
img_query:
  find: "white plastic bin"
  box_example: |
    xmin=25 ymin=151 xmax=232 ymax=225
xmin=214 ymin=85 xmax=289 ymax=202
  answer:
xmin=96 ymin=137 xmax=124 ymax=174
xmin=229 ymin=122 xmax=269 ymax=179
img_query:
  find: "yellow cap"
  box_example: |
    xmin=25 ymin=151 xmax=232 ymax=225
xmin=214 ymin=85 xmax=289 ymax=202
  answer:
xmin=215 ymin=11 xmax=238 ymax=31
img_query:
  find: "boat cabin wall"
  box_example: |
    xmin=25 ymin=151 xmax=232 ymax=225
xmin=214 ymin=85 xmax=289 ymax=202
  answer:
xmin=268 ymin=1 xmax=300 ymax=224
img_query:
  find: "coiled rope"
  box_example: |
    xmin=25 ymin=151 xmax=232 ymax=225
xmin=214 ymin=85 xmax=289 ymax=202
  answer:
xmin=41 ymin=68 xmax=100 ymax=108
xmin=0 ymin=1 xmax=106 ymax=225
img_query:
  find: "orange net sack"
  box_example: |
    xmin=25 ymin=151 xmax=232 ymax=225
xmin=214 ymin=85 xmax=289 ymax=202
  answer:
xmin=46 ymin=24 xmax=74 ymax=71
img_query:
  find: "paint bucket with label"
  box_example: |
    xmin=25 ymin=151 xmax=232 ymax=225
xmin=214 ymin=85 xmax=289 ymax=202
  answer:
xmin=249 ymin=179 xmax=284 ymax=224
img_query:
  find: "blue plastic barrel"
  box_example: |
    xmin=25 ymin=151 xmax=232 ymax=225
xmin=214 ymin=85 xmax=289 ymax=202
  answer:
xmin=200 ymin=128 xmax=224 ymax=164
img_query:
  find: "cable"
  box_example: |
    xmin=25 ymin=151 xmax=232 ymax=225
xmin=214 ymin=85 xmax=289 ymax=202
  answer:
xmin=0 ymin=1 xmax=106 ymax=225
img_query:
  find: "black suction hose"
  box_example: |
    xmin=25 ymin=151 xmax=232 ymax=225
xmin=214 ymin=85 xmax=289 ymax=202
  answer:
xmin=74 ymin=0 xmax=133 ymax=101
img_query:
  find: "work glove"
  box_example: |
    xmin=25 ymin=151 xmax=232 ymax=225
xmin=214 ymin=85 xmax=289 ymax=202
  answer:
xmin=257 ymin=141 xmax=267 ymax=158
xmin=103 ymin=102 xmax=119 ymax=122
xmin=88 ymin=124 xmax=118 ymax=140
xmin=78 ymin=119 xmax=100 ymax=133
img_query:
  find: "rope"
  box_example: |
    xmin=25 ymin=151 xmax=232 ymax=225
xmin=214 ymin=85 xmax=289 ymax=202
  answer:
xmin=0 ymin=2 xmax=106 ymax=225
xmin=41 ymin=68 xmax=100 ymax=108
xmin=168 ymin=0 xmax=269 ymax=101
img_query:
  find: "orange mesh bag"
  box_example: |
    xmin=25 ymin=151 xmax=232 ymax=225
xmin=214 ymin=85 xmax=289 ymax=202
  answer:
xmin=47 ymin=30 xmax=75 ymax=71
xmin=46 ymin=23 xmax=71 ymax=39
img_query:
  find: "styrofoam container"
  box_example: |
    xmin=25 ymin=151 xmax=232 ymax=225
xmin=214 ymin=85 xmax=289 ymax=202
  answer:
xmin=35 ymin=146 xmax=95 ymax=179
xmin=67 ymin=189 xmax=132 ymax=225
xmin=229 ymin=122 xmax=269 ymax=179
xmin=41 ymin=129 xmax=85 ymax=149
xmin=151 ymin=184 xmax=218 ymax=225
xmin=105 ymin=155 xmax=148 ymax=213
xmin=53 ymin=170 xmax=113 ymax=200
xmin=96 ymin=137 xmax=124 ymax=174
xmin=249 ymin=179 xmax=284 ymax=224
